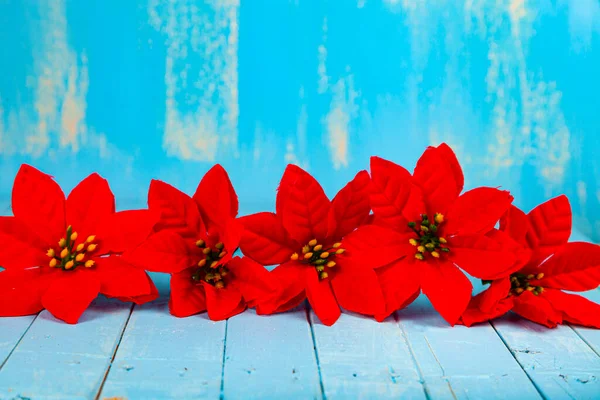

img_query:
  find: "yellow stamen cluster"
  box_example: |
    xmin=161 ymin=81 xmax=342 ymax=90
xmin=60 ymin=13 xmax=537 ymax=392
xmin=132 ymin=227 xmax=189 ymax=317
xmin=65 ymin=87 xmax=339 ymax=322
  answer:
xmin=47 ymin=225 xmax=98 ymax=270
xmin=290 ymin=239 xmax=344 ymax=280
xmin=509 ymin=272 xmax=545 ymax=296
xmin=192 ymin=240 xmax=229 ymax=288
xmin=408 ymin=213 xmax=450 ymax=261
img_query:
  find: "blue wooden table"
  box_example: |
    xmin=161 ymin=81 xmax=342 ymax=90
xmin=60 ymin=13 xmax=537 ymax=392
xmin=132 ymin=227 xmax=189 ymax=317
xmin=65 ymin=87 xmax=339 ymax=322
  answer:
xmin=1 ymin=202 xmax=599 ymax=400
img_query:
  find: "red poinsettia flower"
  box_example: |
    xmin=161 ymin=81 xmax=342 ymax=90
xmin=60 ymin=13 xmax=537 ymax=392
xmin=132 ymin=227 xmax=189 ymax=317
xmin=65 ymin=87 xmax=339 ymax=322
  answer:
xmin=0 ymin=165 xmax=159 ymax=324
xmin=239 ymin=164 xmax=380 ymax=326
xmin=461 ymin=195 xmax=600 ymax=328
xmin=124 ymin=165 xmax=278 ymax=321
xmin=343 ymin=144 xmax=525 ymax=325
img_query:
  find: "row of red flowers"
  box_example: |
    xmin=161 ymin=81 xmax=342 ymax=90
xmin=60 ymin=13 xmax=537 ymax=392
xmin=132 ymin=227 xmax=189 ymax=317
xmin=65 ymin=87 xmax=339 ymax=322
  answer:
xmin=1 ymin=143 xmax=599 ymax=328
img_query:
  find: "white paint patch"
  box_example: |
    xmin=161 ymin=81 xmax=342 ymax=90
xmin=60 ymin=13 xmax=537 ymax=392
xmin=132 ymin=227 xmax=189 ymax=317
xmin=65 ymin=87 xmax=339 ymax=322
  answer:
xmin=0 ymin=0 xmax=108 ymax=157
xmin=149 ymin=0 xmax=239 ymax=162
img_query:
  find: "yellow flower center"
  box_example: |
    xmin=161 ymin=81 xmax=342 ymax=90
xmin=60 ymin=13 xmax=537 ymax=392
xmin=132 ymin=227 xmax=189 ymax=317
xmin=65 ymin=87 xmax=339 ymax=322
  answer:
xmin=47 ymin=226 xmax=97 ymax=270
xmin=408 ymin=213 xmax=450 ymax=261
xmin=508 ymin=273 xmax=545 ymax=296
xmin=191 ymin=240 xmax=229 ymax=288
xmin=290 ymin=239 xmax=344 ymax=280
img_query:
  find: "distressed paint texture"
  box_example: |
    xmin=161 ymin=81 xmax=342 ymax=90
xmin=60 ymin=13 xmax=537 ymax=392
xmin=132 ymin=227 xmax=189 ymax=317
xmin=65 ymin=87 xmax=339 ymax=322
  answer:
xmin=0 ymin=0 xmax=598 ymax=239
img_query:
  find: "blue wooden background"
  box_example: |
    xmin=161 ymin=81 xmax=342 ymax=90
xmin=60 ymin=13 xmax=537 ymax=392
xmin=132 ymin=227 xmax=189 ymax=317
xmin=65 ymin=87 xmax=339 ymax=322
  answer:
xmin=0 ymin=0 xmax=599 ymax=238
xmin=1 ymin=2 xmax=600 ymax=399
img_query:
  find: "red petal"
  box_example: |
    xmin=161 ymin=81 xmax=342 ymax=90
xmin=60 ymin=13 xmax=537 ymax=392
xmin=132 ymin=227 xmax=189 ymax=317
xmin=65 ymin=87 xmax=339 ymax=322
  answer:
xmin=460 ymin=297 xmax=514 ymax=327
xmin=95 ymin=256 xmax=156 ymax=299
xmin=413 ymin=144 xmax=464 ymax=215
xmin=330 ymin=170 xmax=371 ymax=238
xmin=444 ymin=188 xmax=513 ymax=236
xmin=305 ymin=270 xmax=341 ymax=326
xmin=98 ymin=210 xmax=160 ymax=254
xmin=239 ymin=212 xmax=297 ymax=266
xmin=512 ymin=291 xmax=562 ymax=328
xmin=0 ymin=268 xmax=57 ymax=316
xmin=526 ymin=195 xmax=571 ymax=253
xmin=330 ymin=262 xmax=386 ymax=317
xmin=192 ymin=165 xmax=239 ymax=232
xmin=227 ymin=257 xmax=279 ymax=307
xmin=218 ymin=219 xmax=243 ymax=266
xmin=276 ymin=164 xmax=332 ymax=244
xmin=478 ymin=278 xmax=512 ymax=312
xmin=123 ymin=231 xmax=199 ymax=273
xmin=450 ymin=230 xmax=529 ymax=280
xmin=255 ymin=261 xmax=306 ymax=315
xmin=42 ymin=269 xmax=100 ymax=324
xmin=537 ymin=242 xmax=600 ymax=291
xmin=66 ymin=173 xmax=115 ymax=238
xmin=12 ymin=164 xmax=66 ymax=244
xmin=148 ymin=179 xmax=206 ymax=239
xmin=169 ymin=269 xmax=207 ymax=317
xmin=370 ymin=156 xmax=425 ymax=229
xmin=117 ymin=274 xmax=159 ymax=305
xmin=203 ymin=281 xmax=245 ymax=321
xmin=499 ymin=205 xmax=531 ymax=248
xmin=421 ymin=261 xmax=472 ymax=326
xmin=342 ymin=224 xmax=414 ymax=269
xmin=0 ymin=216 xmax=48 ymax=269
xmin=543 ymin=290 xmax=600 ymax=328
xmin=374 ymin=258 xmax=421 ymax=321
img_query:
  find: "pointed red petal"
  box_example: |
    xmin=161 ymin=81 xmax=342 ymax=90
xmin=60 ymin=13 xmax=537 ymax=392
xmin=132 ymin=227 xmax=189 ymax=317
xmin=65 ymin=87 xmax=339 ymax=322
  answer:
xmin=478 ymin=278 xmax=512 ymax=312
xmin=67 ymin=173 xmax=115 ymax=238
xmin=123 ymin=231 xmax=199 ymax=273
xmin=193 ymin=165 xmax=239 ymax=232
xmin=276 ymin=164 xmax=332 ymax=243
xmin=203 ymin=281 xmax=245 ymax=321
xmin=0 ymin=268 xmax=57 ymax=316
xmin=227 ymin=257 xmax=279 ymax=307
xmin=330 ymin=261 xmax=386 ymax=317
xmin=512 ymin=291 xmax=562 ymax=328
xmin=305 ymin=271 xmax=341 ymax=326
xmin=169 ymin=269 xmax=207 ymax=317
xmin=116 ymin=274 xmax=159 ymax=305
xmin=12 ymin=164 xmax=66 ymax=244
xmin=255 ymin=261 xmax=306 ymax=315
xmin=460 ymin=297 xmax=514 ymax=327
xmin=526 ymin=195 xmax=571 ymax=253
xmin=537 ymin=242 xmax=600 ymax=291
xmin=342 ymin=224 xmax=414 ymax=269
xmin=450 ymin=230 xmax=529 ymax=280
xmin=374 ymin=258 xmax=421 ymax=321
xmin=330 ymin=170 xmax=371 ymax=239
xmin=96 ymin=256 xmax=156 ymax=299
xmin=42 ymin=269 xmax=100 ymax=324
xmin=98 ymin=210 xmax=160 ymax=254
xmin=543 ymin=289 xmax=600 ymax=328
xmin=444 ymin=188 xmax=513 ymax=236
xmin=413 ymin=144 xmax=464 ymax=215
xmin=370 ymin=156 xmax=424 ymax=229
xmin=421 ymin=261 xmax=472 ymax=326
xmin=0 ymin=216 xmax=48 ymax=269
xmin=239 ymin=212 xmax=297 ymax=266
xmin=149 ymin=179 xmax=205 ymax=239
xmin=499 ymin=205 xmax=531 ymax=248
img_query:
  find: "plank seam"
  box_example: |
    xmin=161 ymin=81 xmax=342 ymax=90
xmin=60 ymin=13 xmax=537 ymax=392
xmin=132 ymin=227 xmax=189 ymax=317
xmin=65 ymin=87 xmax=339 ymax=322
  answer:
xmin=94 ymin=303 xmax=135 ymax=400
xmin=306 ymin=303 xmax=326 ymax=400
xmin=0 ymin=314 xmax=38 ymax=371
xmin=568 ymin=325 xmax=600 ymax=358
xmin=489 ymin=321 xmax=547 ymax=400
xmin=219 ymin=319 xmax=229 ymax=400
xmin=394 ymin=312 xmax=433 ymax=400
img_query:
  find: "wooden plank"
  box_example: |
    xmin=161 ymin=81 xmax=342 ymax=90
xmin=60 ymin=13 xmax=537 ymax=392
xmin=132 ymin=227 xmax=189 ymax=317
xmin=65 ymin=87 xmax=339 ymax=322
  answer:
xmin=99 ymin=297 xmax=226 ymax=399
xmin=310 ymin=309 xmax=426 ymax=399
xmin=0 ymin=316 xmax=36 ymax=367
xmin=0 ymin=297 xmax=132 ymax=399
xmin=222 ymin=304 xmax=322 ymax=399
xmin=398 ymin=294 xmax=542 ymax=399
